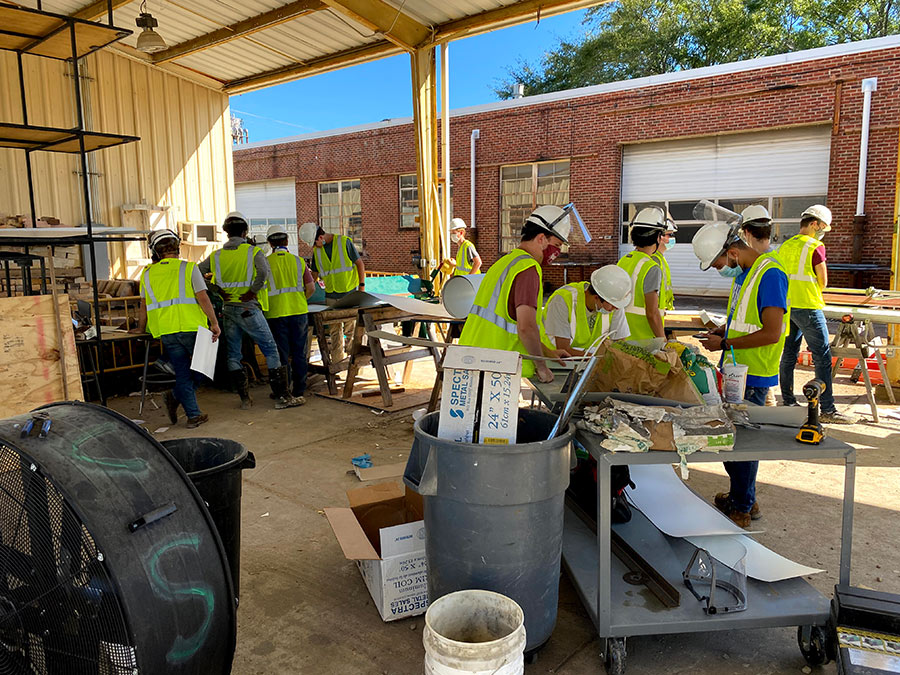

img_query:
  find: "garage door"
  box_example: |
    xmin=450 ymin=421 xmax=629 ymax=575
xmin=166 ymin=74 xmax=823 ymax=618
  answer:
xmin=235 ymin=179 xmax=299 ymax=254
xmin=620 ymin=126 xmax=831 ymax=297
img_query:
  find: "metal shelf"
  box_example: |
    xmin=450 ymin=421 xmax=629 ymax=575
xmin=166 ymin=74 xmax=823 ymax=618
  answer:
xmin=0 ymin=4 xmax=131 ymax=60
xmin=0 ymin=122 xmax=138 ymax=153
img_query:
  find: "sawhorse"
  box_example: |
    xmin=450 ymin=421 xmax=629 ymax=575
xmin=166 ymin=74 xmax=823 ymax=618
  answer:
xmin=830 ymin=314 xmax=895 ymax=422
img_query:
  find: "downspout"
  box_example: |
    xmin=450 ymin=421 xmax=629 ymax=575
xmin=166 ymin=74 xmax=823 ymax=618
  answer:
xmin=470 ymin=129 xmax=480 ymax=229
xmin=852 ymin=77 xmax=877 ymax=283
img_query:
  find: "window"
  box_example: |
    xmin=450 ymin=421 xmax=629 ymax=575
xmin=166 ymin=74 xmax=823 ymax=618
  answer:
xmin=621 ymin=196 xmax=826 ymax=246
xmin=247 ymin=217 xmax=299 ymax=253
xmin=318 ymin=179 xmax=362 ymax=246
xmin=399 ymin=173 xmax=453 ymax=229
xmin=500 ymin=160 xmax=570 ymax=253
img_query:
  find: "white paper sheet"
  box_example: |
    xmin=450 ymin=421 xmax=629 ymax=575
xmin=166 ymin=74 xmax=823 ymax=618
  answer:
xmin=686 ymin=534 xmax=824 ymax=582
xmin=190 ymin=325 xmax=219 ymax=379
xmin=626 ymin=465 xmax=748 ymax=537
xmin=368 ymin=293 xmax=451 ymax=318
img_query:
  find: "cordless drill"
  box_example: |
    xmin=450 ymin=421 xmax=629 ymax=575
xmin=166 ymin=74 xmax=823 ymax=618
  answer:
xmin=796 ymin=378 xmax=826 ymax=445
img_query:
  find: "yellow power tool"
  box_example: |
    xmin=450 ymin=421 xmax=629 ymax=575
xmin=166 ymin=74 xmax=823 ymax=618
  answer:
xmin=796 ymin=378 xmax=826 ymax=445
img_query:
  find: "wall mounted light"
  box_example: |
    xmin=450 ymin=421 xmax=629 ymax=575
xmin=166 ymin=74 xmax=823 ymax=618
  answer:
xmin=135 ymin=0 xmax=167 ymax=54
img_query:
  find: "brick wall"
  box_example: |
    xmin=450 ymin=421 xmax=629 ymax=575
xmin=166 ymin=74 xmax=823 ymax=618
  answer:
xmin=235 ymin=45 xmax=900 ymax=290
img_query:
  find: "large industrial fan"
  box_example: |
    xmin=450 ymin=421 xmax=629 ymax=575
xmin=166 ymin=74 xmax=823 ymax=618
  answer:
xmin=0 ymin=402 xmax=236 ymax=674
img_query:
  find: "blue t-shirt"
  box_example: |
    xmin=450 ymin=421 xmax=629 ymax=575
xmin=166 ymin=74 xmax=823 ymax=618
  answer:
xmin=725 ymin=265 xmax=788 ymax=388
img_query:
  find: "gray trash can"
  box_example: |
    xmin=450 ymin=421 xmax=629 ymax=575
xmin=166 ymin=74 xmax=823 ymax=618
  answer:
xmin=404 ymin=408 xmax=574 ymax=653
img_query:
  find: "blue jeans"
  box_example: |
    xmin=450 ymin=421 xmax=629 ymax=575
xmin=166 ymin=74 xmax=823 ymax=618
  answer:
xmin=780 ymin=308 xmax=835 ymax=413
xmin=723 ymin=385 xmax=768 ymax=513
xmin=222 ymin=305 xmax=281 ymax=372
xmin=268 ymin=314 xmax=309 ymax=395
xmin=160 ymin=331 xmax=202 ymax=419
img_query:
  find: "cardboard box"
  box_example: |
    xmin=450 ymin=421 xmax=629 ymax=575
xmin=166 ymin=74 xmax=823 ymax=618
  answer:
xmin=438 ymin=345 xmax=522 ymax=444
xmin=325 ymin=482 xmax=428 ymax=621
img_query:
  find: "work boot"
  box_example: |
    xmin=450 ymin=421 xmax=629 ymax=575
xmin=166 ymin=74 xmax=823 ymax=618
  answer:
xmin=229 ymin=369 xmax=253 ymax=410
xmin=821 ymin=410 xmax=857 ymax=425
xmin=163 ymin=390 xmax=179 ymax=424
xmin=269 ymin=366 xmax=304 ymax=409
xmin=186 ymin=413 xmax=209 ymax=429
xmin=714 ymin=492 xmax=761 ymax=520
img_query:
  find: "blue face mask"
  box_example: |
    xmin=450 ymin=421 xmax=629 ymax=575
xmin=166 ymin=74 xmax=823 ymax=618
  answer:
xmin=664 ymin=238 xmax=676 ymax=251
xmin=718 ymin=264 xmax=742 ymax=278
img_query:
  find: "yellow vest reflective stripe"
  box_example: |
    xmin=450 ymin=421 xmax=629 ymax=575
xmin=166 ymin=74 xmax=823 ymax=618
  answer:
xmin=541 ymin=282 xmax=611 ymax=351
xmin=141 ymin=259 xmax=207 ymax=338
xmin=459 ymin=249 xmax=542 ymax=378
xmin=617 ymin=251 xmax=661 ymax=340
xmin=777 ymin=234 xmax=825 ymax=310
xmin=726 ymin=254 xmax=789 ymax=378
xmin=265 ymin=250 xmax=309 ymax=319
xmin=454 ymin=239 xmax=475 ymax=275
xmin=211 ymin=243 xmax=269 ymax=311
xmin=653 ymin=252 xmax=675 ymax=311
xmin=314 ymin=235 xmax=359 ymax=293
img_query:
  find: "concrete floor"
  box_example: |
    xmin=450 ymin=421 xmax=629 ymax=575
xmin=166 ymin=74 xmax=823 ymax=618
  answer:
xmin=108 ymin=367 xmax=900 ymax=675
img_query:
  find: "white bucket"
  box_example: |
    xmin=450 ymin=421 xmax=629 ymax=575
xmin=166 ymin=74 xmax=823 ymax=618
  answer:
xmin=423 ymin=590 xmax=526 ymax=675
xmin=721 ymin=362 xmax=749 ymax=404
xmin=441 ymin=274 xmax=484 ymax=319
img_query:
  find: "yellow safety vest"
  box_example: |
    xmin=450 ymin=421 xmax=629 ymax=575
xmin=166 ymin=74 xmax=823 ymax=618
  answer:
xmin=454 ymin=239 xmax=477 ymax=276
xmin=265 ymin=249 xmax=309 ymax=319
xmin=541 ymin=282 xmax=611 ymax=351
xmin=617 ymin=251 xmax=662 ymax=340
xmin=653 ymin=251 xmax=675 ymax=311
xmin=140 ymin=259 xmax=207 ymax=338
xmin=777 ymin=234 xmax=825 ymax=310
xmin=726 ymin=253 xmax=790 ymax=379
xmin=314 ymin=234 xmax=359 ymax=294
xmin=211 ymin=243 xmax=269 ymax=311
xmin=459 ymin=248 xmax=543 ymax=378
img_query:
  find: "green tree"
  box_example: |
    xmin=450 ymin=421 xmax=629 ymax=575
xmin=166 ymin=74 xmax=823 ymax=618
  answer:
xmin=495 ymin=0 xmax=899 ymax=98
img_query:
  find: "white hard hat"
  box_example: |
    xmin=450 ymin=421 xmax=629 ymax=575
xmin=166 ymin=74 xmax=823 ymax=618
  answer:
xmin=450 ymin=218 xmax=467 ymax=231
xmin=225 ymin=210 xmax=247 ymax=224
xmin=801 ymin=204 xmax=832 ymax=231
xmin=665 ymin=219 xmax=678 ymax=233
xmin=590 ymin=265 xmax=633 ymax=310
xmin=630 ymin=206 xmax=668 ymax=232
xmin=526 ymin=205 xmax=570 ymax=244
xmin=299 ymin=222 xmax=319 ymax=246
xmin=692 ymin=222 xmax=740 ymax=271
xmin=148 ymin=228 xmax=180 ymax=253
xmin=741 ymin=204 xmax=771 ymax=224
xmin=266 ymin=224 xmax=288 ymax=240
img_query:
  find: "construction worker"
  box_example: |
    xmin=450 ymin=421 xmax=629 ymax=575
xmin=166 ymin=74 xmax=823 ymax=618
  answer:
xmin=459 ymin=204 xmax=572 ymax=383
xmin=692 ymin=221 xmax=789 ymax=527
xmin=654 ymin=218 xmax=677 ymax=315
xmin=265 ymin=225 xmax=316 ymax=402
xmin=299 ymin=222 xmax=365 ymax=364
xmin=778 ymin=205 xmax=854 ymax=424
xmin=134 ymin=229 xmax=220 ymax=428
xmin=542 ymin=265 xmax=632 ymax=355
xmin=617 ymin=207 xmax=667 ymax=341
xmin=450 ymin=218 xmax=482 ymax=275
xmin=740 ymin=205 xmax=773 ymax=254
xmin=199 ymin=211 xmax=301 ymax=410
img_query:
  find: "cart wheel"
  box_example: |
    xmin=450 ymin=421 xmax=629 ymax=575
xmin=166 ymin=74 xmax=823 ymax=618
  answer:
xmin=604 ymin=638 xmax=626 ymax=675
xmin=798 ymin=625 xmax=830 ymax=666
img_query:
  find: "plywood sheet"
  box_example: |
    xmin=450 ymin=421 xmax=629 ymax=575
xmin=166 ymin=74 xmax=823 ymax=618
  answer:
xmin=0 ymin=294 xmax=83 ymax=416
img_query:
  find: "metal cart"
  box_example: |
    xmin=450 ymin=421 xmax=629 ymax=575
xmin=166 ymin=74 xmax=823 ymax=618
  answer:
xmin=530 ymin=376 xmax=855 ymax=674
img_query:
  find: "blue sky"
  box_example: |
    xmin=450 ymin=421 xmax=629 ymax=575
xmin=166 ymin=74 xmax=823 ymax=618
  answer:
xmin=229 ymin=10 xmax=589 ymax=143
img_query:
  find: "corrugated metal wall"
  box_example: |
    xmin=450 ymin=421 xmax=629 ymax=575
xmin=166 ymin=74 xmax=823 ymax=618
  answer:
xmin=0 ymin=49 xmax=234 ymax=278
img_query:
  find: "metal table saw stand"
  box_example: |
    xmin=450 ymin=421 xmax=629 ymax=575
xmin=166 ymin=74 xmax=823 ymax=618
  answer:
xmin=829 ymin=314 xmax=895 ymax=422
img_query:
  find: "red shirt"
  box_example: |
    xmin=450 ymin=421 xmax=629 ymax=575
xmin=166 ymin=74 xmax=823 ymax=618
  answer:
xmin=507 ymin=266 xmax=540 ymax=321
xmin=811 ymin=246 xmax=826 ymax=268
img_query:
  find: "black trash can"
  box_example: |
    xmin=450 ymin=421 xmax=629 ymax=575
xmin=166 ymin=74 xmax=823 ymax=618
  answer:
xmin=161 ymin=438 xmax=255 ymax=597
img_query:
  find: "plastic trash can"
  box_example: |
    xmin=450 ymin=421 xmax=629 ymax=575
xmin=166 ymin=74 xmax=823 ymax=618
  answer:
xmin=161 ymin=438 xmax=255 ymax=597
xmin=404 ymin=409 xmax=574 ymax=652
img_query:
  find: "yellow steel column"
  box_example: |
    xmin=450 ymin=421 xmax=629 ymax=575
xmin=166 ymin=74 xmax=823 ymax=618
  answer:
xmin=411 ymin=46 xmax=442 ymax=283
xmin=887 ymin=122 xmax=900 ymax=385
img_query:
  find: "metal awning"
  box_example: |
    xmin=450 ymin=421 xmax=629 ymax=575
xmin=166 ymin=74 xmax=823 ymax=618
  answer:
xmin=22 ymin=0 xmax=600 ymax=92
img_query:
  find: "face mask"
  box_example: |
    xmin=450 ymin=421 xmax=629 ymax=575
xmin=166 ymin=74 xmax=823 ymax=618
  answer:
xmin=719 ymin=264 xmax=742 ymax=279
xmin=452 ymin=232 xmax=462 ymax=244
xmin=815 ymin=229 xmax=825 ymax=241
xmin=664 ymin=238 xmax=676 ymax=251
xmin=542 ymin=244 xmax=561 ymax=266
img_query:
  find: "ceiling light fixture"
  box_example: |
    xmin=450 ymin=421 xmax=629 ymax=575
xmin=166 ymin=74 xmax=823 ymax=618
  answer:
xmin=135 ymin=0 xmax=167 ymax=54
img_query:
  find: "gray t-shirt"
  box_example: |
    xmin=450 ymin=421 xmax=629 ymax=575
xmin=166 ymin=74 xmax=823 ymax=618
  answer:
xmin=642 ymin=265 xmax=662 ymax=296
xmin=543 ymin=293 xmax=630 ymax=343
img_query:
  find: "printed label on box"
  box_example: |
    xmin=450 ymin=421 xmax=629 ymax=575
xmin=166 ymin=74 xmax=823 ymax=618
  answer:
xmin=478 ymin=367 xmax=520 ymax=444
xmin=438 ymin=367 xmax=479 ymax=443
